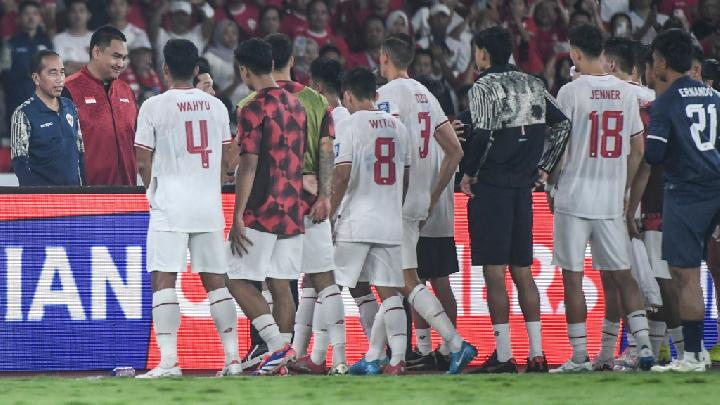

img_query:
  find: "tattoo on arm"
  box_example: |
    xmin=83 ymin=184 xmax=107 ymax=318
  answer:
xmin=318 ymin=137 xmax=334 ymax=197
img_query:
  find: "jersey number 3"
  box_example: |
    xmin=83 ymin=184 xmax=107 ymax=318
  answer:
xmin=185 ymin=120 xmax=212 ymax=168
xmin=374 ymin=137 xmax=396 ymax=185
xmin=588 ymin=111 xmax=623 ymax=158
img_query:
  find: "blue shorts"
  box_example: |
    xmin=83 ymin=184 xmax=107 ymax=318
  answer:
xmin=662 ymin=188 xmax=720 ymax=268
xmin=468 ymin=183 xmax=533 ymax=267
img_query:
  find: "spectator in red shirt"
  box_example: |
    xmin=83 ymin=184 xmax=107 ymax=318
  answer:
xmin=227 ymin=38 xmax=307 ymax=371
xmin=281 ymin=0 xmax=310 ymax=38
xmin=63 ymin=26 xmax=138 ymax=186
xmin=526 ymin=0 xmax=569 ymax=67
xmin=299 ymin=0 xmax=349 ymax=57
xmin=506 ymin=0 xmax=544 ymax=74
xmin=258 ymin=5 xmax=282 ymax=36
xmin=224 ymin=0 xmax=260 ymax=38
xmin=345 ymin=16 xmax=385 ymax=70
xmin=119 ymin=46 xmax=162 ymax=102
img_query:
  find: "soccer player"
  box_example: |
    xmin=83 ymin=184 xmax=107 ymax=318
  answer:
xmin=353 ymin=33 xmax=477 ymax=375
xmin=647 ymin=29 xmax=720 ymax=373
xmin=255 ymin=33 xmax=346 ymax=375
xmin=601 ymin=39 xmax=686 ymax=371
xmin=225 ymin=37 xmax=306 ymax=376
xmin=332 ymin=66 xmax=412 ymax=375
xmin=548 ymin=24 xmax=655 ymax=373
xmin=459 ymin=26 xmax=571 ymax=374
xmin=134 ymin=39 xmax=239 ymax=378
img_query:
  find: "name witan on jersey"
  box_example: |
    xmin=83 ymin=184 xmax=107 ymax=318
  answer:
xmin=369 ymin=118 xmax=397 ymax=129
xmin=177 ymin=100 xmax=211 ymax=112
xmin=678 ymin=87 xmax=715 ymax=98
xmin=590 ymin=89 xmax=621 ymax=100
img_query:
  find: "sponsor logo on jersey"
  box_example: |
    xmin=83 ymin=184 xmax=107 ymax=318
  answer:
xmin=84 ymin=97 xmax=96 ymax=104
xmin=378 ymin=101 xmax=389 ymax=113
xmin=39 ymin=122 xmax=53 ymax=128
xmin=66 ymin=113 xmax=74 ymax=128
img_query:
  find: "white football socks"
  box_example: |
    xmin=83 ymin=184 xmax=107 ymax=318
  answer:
xmin=382 ymin=295 xmax=408 ymax=366
xmin=648 ymin=320 xmax=667 ymax=359
xmin=207 ymin=287 xmax=240 ymax=365
xmin=526 ymin=321 xmax=543 ymax=359
xmin=416 ymin=328 xmax=432 ymax=355
xmin=598 ymin=319 xmax=620 ymax=361
xmin=292 ymin=287 xmax=317 ymax=356
xmin=408 ymin=285 xmax=462 ymax=353
xmin=667 ymin=326 xmax=685 ymax=359
xmin=354 ymin=293 xmax=379 ymax=339
xmin=493 ymin=323 xmax=512 ymax=362
xmin=152 ymin=288 xmax=181 ymax=369
xmin=318 ymin=285 xmax=347 ymax=366
xmin=365 ymin=305 xmax=388 ymax=362
xmin=568 ymin=323 xmax=588 ymax=363
xmin=627 ymin=310 xmax=652 ymax=350
xmin=252 ymin=313 xmax=285 ymax=353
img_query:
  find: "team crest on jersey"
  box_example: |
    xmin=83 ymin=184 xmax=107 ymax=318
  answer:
xmin=378 ymin=101 xmax=389 ymax=113
xmin=65 ymin=113 xmax=74 ymax=128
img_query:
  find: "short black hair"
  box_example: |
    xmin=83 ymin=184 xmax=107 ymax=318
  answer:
xmin=702 ymin=59 xmax=720 ymax=81
xmin=341 ymin=67 xmax=377 ymax=101
xmin=66 ymin=0 xmax=89 ymax=9
xmin=652 ymin=29 xmax=693 ymax=74
xmin=264 ymin=33 xmax=293 ymax=70
xmin=89 ymin=25 xmax=127 ymax=56
xmin=29 ymin=49 xmax=60 ymax=75
xmin=307 ymin=0 xmax=328 ymax=16
xmin=473 ymin=26 xmax=513 ymax=66
xmin=604 ymin=37 xmax=636 ymax=74
xmin=19 ymin=0 xmax=40 ymax=14
xmin=235 ymin=38 xmax=273 ymax=75
xmin=310 ymin=57 xmax=343 ymax=95
xmin=414 ymin=48 xmax=434 ymax=63
xmin=569 ymin=24 xmax=603 ymax=58
xmin=319 ymin=44 xmax=341 ymax=59
xmin=164 ymin=39 xmax=199 ymax=82
xmin=692 ymin=44 xmax=705 ymax=64
xmin=193 ymin=57 xmax=212 ymax=86
xmin=570 ymin=9 xmax=591 ymax=22
xmin=633 ymin=42 xmax=650 ymax=83
xmin=382 ymin=33 xmax=415 ymax=69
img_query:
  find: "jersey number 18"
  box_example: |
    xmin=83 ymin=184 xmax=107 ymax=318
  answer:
xmin=588 ymin=111 xmax=623 ymax=158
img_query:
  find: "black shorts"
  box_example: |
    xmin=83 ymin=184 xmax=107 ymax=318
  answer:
xmin=662 ymin=188 xmax=720 ymax=268
xmin=468 ymin=183 xmax=533 ymax=267
xmin=416 ymin=237 xmax=460 ymax=280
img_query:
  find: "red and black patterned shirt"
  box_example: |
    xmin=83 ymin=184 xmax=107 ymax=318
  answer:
xmin=237 ymin=87 xmax=307 ymax=236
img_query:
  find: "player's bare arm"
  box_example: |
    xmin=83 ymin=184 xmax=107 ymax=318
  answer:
xmin=330 ymin=163 xmax=351 ymax=219
xmin=626 ymin=133 xmax=645 ymax=194
xmin=430 ymin=122 xmax=463 ymax=212
xmin=311 ymin=136 xmax=334 ymax=223
xmin=220 ymin=143 xmax=232 ymax=184
xmin=135 ymin=146 xmax=153 ymax=189
xmin=626 ymin=161 xmax=652 ymax=238
xmin=229 ymin=153 xmax=257 ymax=256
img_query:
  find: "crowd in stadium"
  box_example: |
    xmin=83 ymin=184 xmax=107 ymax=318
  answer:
xmin=1 ymin=0 xmax=719 ymax=172
xmin=1 ymin=0 xmax=720 ymax=378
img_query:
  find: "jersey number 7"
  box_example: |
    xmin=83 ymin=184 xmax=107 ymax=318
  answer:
xmin=185 ymin=120 xmax=212 ymax=168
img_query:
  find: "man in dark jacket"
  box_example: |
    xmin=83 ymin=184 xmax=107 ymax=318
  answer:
xmin=63 ymin=26 xmax=137 ymax=186
xmin=459 ymin=26 xmax=570 ymax=374
xmin=11 ymin=50 xmax=84 ymax=186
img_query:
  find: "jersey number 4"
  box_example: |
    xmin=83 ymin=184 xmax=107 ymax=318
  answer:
xmin=686 ymin=104 xmax=718 ymax=151
xmin=374 ymin=137 xmax=396 ymax=185
xmin=588 ymin=111 xmax=623 ymax=158
xmin=185 ymin=120 xmax=212 ymax=168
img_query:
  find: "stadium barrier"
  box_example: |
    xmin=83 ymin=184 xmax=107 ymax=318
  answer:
xmin=0 ymin=187 xmax=717 ymax=371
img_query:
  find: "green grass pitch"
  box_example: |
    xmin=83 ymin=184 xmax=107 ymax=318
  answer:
xmin=2 ymin=372 xmax=720 ymax=405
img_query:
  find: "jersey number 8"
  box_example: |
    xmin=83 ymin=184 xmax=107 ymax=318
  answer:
xmin=374 ymin=137 xmax=396 ymax=185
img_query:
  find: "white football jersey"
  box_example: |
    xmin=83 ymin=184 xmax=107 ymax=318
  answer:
xmin=377 ymin=78 xmax=450 ymax=221
xmin=419 ymin=144 xmax=454 ymax=238
xmin=554 ymin=75 xmax=644 ymax=219
xmin=334 ymin=109 xmax=411 ymax=244
xmin=332 ymin=105 xmax=351 ymax=124
xmin=135 ymin=88 xmax=232 ymax=232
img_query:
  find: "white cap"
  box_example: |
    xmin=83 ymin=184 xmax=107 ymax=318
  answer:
xmin=170 ymin=1 xmax=192 ymax=15
xmin=429 ymin=3 xmax=451 ymax=17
